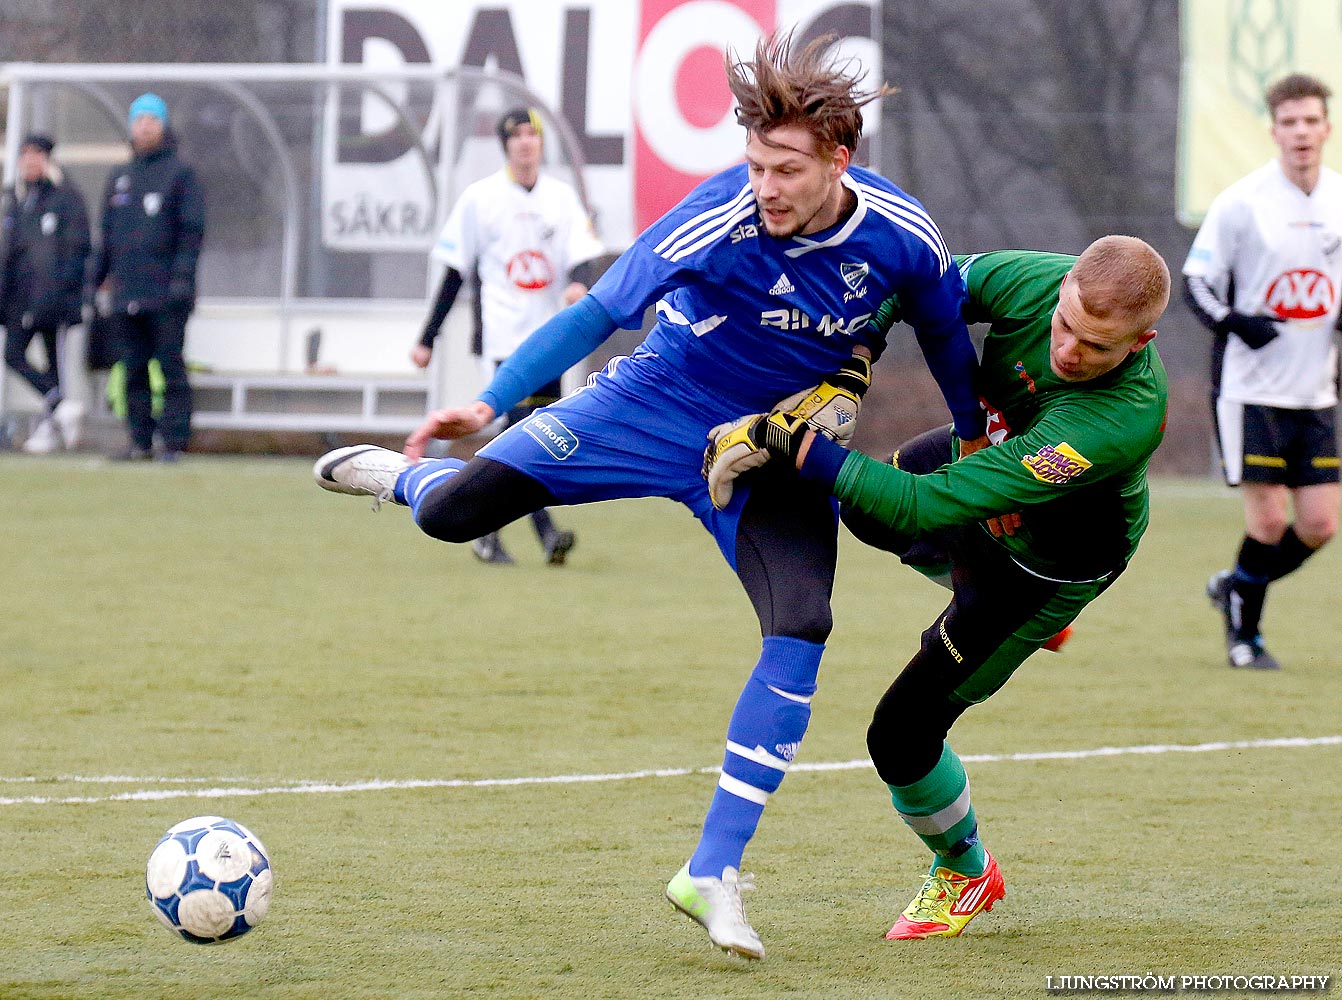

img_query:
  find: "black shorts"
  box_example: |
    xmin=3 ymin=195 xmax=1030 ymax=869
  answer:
xmin=1213 ymin=400 xmax=1340 ymax=487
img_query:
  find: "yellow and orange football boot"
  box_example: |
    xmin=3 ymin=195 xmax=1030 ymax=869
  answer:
xmin=885 ymin=851 xmax=1005 ymax=940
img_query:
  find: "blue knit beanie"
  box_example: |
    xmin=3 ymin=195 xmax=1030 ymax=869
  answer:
xmin=129 ymin=93 xmax=169 ymax=127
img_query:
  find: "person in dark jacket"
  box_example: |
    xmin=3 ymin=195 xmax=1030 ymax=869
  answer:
xmin=1 ymin=134 xmax=91 ymax=452
xmin=92 ymin=93 xmax=206 ymax=461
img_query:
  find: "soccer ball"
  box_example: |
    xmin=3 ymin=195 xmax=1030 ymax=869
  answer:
xmin=146 ymin=815 xmax=274 ymax=944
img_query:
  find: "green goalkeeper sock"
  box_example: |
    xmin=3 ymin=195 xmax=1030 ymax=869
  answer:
xmin=889 ymin=741 xmax=987 ymax=877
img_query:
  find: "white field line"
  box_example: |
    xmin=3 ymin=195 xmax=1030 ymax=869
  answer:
xmin=2 ymin=735 xmax=1338 ymax=807
xmin=0 ymin=775 xmax=242 ymax=784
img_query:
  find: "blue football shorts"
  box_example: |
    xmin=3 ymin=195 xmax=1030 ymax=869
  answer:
xmin=477 ymin=355 xmax=828 ymax=568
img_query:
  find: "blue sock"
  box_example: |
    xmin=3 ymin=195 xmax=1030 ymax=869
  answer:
xmin=395 ymin=457 xmax=465 ymax=514
xmin=688 ymin=636 xmax=822 ymax=878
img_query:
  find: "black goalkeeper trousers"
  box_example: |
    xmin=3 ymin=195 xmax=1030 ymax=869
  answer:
xmin=841 ymin=425 xmax=1065 ymax=787
xmin=414 ymin=456 xmax=837 ymax=644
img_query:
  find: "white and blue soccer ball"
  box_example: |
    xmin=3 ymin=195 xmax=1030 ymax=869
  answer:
xmin=146 ymin=815 xmax=274 ymax=944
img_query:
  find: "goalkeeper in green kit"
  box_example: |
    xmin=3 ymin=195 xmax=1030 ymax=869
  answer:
xmin=703 ymin=236 xmax=1171 ymax=940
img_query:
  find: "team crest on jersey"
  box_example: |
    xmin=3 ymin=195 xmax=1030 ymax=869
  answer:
xmin=143 ymin=192 xmax=162 ymax=217
xmin=523 ymin=412 xmax=578 ymax=460
xmin=1022 ymin=442 xmax=1091 ymax=484
xmin=840 ymin=261 xmax=870 ymax=293
xmin=40 ymin=212 xmax=57 ymax=236
xmin=1014 ymin=361 xmax=1037 ymax=393
xmin=1264 ymin=268 xmax=1335 ymax=319
xmin=507 ymin=249 xmax=555 ymax=290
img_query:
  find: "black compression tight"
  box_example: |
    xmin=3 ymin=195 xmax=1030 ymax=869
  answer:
xmin=413 ymin=456 xmax=559 ymax=542
xmin=412 ymin=457 xmax=838 ymax=644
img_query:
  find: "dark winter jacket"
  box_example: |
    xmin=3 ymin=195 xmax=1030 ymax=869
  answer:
xmin=0 ymin=171 xmax=91 ymax=331
xmin=93 ymin=138 xmax=206 ymax=315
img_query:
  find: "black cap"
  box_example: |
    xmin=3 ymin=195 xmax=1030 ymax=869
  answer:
xmin=21 ymin=133 xmax=54 ymax=155
xmin=496 ymin=107 xmax=543 ymax=147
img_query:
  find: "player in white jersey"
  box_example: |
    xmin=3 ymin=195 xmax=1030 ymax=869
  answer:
xmin=1183 ymin=73 xmax=1342 ymax=670
xmin=314 ymin=32 xmax=985 ymax=959
xmin=414 ymin=107 xmax=606 ymax=565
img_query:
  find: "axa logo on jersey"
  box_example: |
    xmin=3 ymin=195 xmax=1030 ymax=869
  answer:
xmin=507 ymin=250 xmax=555 ymax=291
xmin=1265 ymin=268 xmax=1335 ymax=319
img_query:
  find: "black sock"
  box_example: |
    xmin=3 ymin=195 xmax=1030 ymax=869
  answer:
xmin=1233 ymin=536 xmax=1272 ymax=640
xmin=530 ymin=507 xmax=555 ymax=538
xmin=1267 ymin=526 xmax=1317 ymax=581
xmin=1232 ymin=528 xmax=1322 ymax=641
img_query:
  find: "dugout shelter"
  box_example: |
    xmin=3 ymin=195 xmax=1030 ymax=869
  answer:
xmin=0 ymin=62 xmax=601 ymax=436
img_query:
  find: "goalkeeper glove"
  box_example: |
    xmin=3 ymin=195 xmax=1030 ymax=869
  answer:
xmin=702 ymin=410 xmax=810 ymax=511
xmin=768 ymin=353 xmax=872 ymax=446
xmin=1216 ymin=310 xmax=1280 ymax=350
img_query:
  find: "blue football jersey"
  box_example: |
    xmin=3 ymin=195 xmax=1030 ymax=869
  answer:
xmin=588 ymin=163 xmax=967 ymax=413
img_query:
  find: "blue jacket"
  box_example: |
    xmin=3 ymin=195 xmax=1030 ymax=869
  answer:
xmin=93 ymin=138 xmax=205 ymax=314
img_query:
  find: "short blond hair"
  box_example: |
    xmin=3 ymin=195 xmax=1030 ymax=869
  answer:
xmin=1071 ymin=235 xmax=1171 ymax=335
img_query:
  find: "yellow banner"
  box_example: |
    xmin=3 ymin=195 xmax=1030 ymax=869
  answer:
xmin=1177 ymin=0 xmax=1342 ymax=225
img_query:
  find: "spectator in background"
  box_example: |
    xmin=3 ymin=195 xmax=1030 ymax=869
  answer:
xmin=1 ymin=133 xmax=91 ymax=453
xmin=93 ymin=92 xmax=205 ymax=462
xmin=412 ymin=106 xmax=604 ymax=565
xmin=1183 ymin=73 xmax=1342 ymax=670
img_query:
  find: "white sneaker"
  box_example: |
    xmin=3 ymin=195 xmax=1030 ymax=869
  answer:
xmin=22 ymin=418 xmax=60 ymax=454
xmin=665 ymin=863 xmax=764 ymax=960
xmin=52 ymin=399 xmax=85 ymax=450
xmin=313 ymin=445 xmax=412 ymax=505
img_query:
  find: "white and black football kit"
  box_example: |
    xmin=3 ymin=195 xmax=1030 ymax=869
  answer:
xmin=428 ymin=168 xmax=605 ymax=368
xmin=1183 ymin=159 xmax=1342 ymax=485
xmin=420 ymin=166 xmax=605 ymax=563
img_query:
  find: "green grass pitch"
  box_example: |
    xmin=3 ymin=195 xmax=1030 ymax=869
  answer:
xmin=1 ymin=455 xmax=1338 ymax=999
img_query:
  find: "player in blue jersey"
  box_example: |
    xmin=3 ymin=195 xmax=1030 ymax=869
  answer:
xmin=314 ymin=32 xmax=985 ymax=961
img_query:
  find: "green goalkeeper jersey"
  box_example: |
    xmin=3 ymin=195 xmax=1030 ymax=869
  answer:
xmin=835 ymin=250 xmax=1168 ymax=581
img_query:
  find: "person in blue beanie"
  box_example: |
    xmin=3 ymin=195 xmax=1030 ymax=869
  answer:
xmin=92 ymin=92 xmax=206 ymax=462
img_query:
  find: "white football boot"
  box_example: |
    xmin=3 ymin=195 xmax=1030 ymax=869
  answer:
xmin=665 ymin=864 xmax=764 ymax=960
xmin=52 ymin=399 xmax=86 ymax=449
xmin=313 ymin=445 xmax=413 ymax=506
xmin=22 ymin=417 xmax=60 ymax=454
